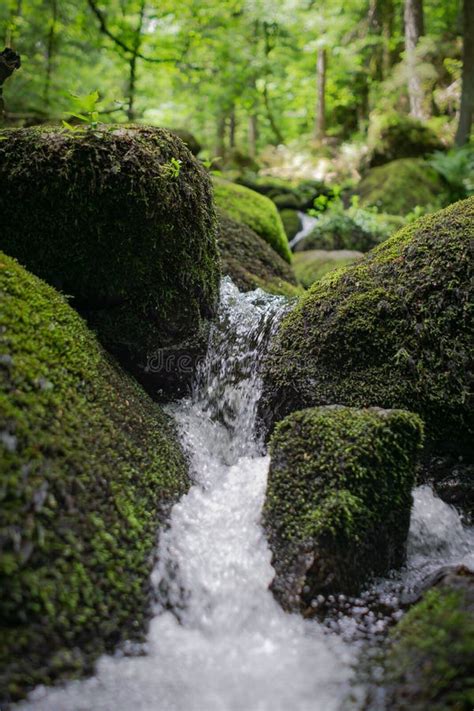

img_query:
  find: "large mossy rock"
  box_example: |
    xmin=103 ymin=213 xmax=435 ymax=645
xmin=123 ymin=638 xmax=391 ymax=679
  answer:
xmin=367 ymin=113 xmax=443 ymax=167
xmin=293 ymin=249 xmax=363 ymax=289
xmin=0 ymin=253 xmax=188 ymax=701
xmin=217 ymin=212 xmax=300 ymax=297
xmin=279 ymin=209 xmax=302 ymax=240
xmin=358 ymin=158 xmax=445 ymax=216
xmin=212 ymin=178 xmax=292 ymax=262
xmin=0 ymin=125 xmax=220 ymax=399
xmin=264 ymin=406 xmax=423 ymax=611
xmin=261 ymin=199 xmax=473 ymax=456
xmin=384 ymin=566 xmax=474 ymax=710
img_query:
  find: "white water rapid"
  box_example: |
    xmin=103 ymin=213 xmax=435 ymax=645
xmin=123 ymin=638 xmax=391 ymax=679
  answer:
xmin=289 ymin=211 xmax=319 ymax=249
xmin=17 ymin=279 xmax=474 ymax=711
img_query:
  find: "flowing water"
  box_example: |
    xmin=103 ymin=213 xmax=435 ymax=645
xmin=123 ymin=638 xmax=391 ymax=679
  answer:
xmin=17 ymin=278 xmax=474 ymax=711
xmin=289 ymin=211 xmax=319 ymax=249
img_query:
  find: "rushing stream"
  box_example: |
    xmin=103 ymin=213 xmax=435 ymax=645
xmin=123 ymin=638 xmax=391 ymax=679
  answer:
xmin=17 ymin=279 xmax=474 ymax=711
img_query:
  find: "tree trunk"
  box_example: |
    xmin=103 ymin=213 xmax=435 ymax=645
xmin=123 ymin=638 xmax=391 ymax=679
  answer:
xmin=127 ymin=0 xmax=146 ymax=122
xmin=0 ymin=47 xmax=21 ymax=119
xmin=229 ymin=107 xmax=236 ymax=149
xmin=215 ymin=113 xmax=227 ymax=157
xmin=248 ymin=113 xmax=258 ymax=158
xmin=455 ymin=0 xmax=474 ymax=146
xmin=43 ymin=0 xmax=58 ymax=108
xmin=404 ymin=0 xmax=426 ymax=119
xmin=314 ymin=47 xmax=326 ymax=140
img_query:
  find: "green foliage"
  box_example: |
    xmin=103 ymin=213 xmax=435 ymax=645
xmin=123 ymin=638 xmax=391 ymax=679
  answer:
xmin=0 ymin=125 xmax=220 ymax=397
xmin=429 ymin=145 xmax=474 ymax=202
xmin=264 ymin=405 xmax=423 ymax=608
xmin=63 ymin=90 xmax=102 ymax=130
xmin=357 ymin=158 xmax=445 ymax=216
xmin=0 ymin=252 xmax=188 ymax=700
xmin=261 ymin=198 xmax=474 ymax=455
xmin=213 ymin=178 xmax=292 ymax=263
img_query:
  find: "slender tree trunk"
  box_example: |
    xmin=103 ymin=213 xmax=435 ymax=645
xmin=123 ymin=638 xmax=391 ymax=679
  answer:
xmin=43 ymin=0 xmax=58 ymax=108
xmin=404 ymin=0 xmax=426 ymax=119
xmin=229 ymin=107 xmax=236 ymax=149
xmin=127 ymin=0 xmax=146 ymax=122
xmin=263 ymin=82 xmax=284 ymax=144
xmin=248 ymin=113 xmax=258 ymax=157
xmin=215 ymin=113 xmax=227 ymax=157
xmin=455 ymin=0 xmax=474 ymax=146
xmin=314 ymin=47 xmax=326 ymax=140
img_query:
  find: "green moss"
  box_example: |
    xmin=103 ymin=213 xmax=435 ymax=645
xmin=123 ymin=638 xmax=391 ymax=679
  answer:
xmin=237 ymin=175 xmax=330 ymax=211
xmin=384 ymin=581 xmax=474 ymax=709
xmin=279 ymin=209 xmax=302 ymax=239
xmin=368 ymin=112 xmax=443 ymax=167
xmin=261 ymin=199 xmax=474 ymax=455
xmin=358 ymin=158 xmax=445 ymax=216
xmin=0 ymin=124 xmax=220 ymax=399
xmin=293 ymin=250 xmax=363 ymax=288
xmin=212 ymin=178 xmax=292 ymax=262
xmin=217 ymin=211 xmax=300 ymax=296
xmin=0 ymin=253 xmax=188 ymax=701
xmin=264 ymin=406 xmax=423 ymax=610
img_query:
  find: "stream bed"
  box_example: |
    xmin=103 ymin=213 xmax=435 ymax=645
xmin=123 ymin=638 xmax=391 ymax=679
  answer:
xmin=17 ymin=279 xmax=474 ymax=711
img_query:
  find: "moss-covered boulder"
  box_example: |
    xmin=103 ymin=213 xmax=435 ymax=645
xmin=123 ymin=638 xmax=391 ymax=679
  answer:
xmin=217 ymin=212 xmax=300 ymax=297
xmin=384 ymin=566 xmax=474 ymax=710
xmin=293 ymin=205 xmax=404 ymax=252
xmin=293 ymin=249 xmax=363 ymax=289
xmin=280 ymin=209 xmax=302 ymax=240
xmin=264 ymin=406 xmax=423 ymax=612
xmin=237 ymin=175 xmax=330 ymax=211
xmin=0 ymin=125 xmax=220 ymax=400
xmin=0 ymin=253 xmax=188 ymax=701
xmin=212 ymin=178 xmax=292 ymax=262
xmin=261 ymin=199 xmax=473 ymax=456
xmin=367 ymin=112 xmax=443 ymax=167
xmin=358 ymin=158 xmax=445 ymax=216
xmin=167 ymin=127 xmax=202 ymax=155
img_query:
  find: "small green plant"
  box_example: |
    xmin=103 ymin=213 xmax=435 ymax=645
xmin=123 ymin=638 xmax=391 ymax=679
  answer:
xmin=428 ymin=146 xmax=474 ymax=201
xmin=161 ymin=157 xmax=182 ymax=179
xmin=63 ymin=90 xmax=101 ymax=131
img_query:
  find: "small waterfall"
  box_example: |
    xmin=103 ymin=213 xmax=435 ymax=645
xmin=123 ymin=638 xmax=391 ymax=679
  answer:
xmin=289 ymin=211 xmax=319 ymax=249
xmin=16 ymin=279 xmax=474 ymax=711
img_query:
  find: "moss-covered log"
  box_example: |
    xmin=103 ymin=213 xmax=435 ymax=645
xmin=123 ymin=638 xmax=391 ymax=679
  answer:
xmin=0 ymin=125 xmax=220 ymax=399
xmin=261 ymin=199 xmax=474 ymax=457
xmin=217 ymin=212 xmax=300 ymax=297
xmin=0 ymin=253 xmax=188 ymax=702
xmin=264 ymin=406 xmax=423 ymax=611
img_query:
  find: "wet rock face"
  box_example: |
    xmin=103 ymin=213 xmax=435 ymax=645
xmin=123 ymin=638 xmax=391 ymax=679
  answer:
xmin=264 ymin=406 xmax=424 ymax=613
xmin=0 ymin=125 xmax=220 ymax=400
xmin=383 ymin=566 xmax=474 ymax=710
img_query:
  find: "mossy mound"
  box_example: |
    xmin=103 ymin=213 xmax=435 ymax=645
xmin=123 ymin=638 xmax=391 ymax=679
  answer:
xmin=261 ymin=199 xmax=474 ymax=456
xmin=264 ymin=406 xmax=423 ymax=611
xmin=358 ymin=158 xmax=445 ymax=216
xmin=0 ymin=125 xmax=220 ymax=399
xmin=212 ymin=178 xmax=292 ymax=262
xmin=293 ymin=250 xmax=363 ymax=289
xmin=384 ymin=567 xmax=474 ymax=710
xmin=279 ymin=209 xmax=302 ymax=240
xmin=238 ymin=175 xmax=330 ymax=211
xmin=167 ymin=127 xmax=202 ymax=155
xmin=368 ymin=112 xmax=443 ymax=167
xmin=294 ymin=206 xmax=404 ymax=252
xmin=217 ymin=212 xmax=300 ymax=297
xmin=0 ymin=253 xmax=188 ymax=701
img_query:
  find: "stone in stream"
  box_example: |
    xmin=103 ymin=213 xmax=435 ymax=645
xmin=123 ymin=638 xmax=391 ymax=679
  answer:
xmin=0 ymin=125 xmax=220 ymax=400
xmin=293 ymin=249 xmax=363 ymax=289
xmin=217 ymin=211 xmax=300 ymax=297
xmin=260 ymin=198 xmax=474 ymax=463
xmin=383 ymin=565 xmax=474 ymax=710
xmin=263 ymin=405 xmax=424 ymax=612
xmin=0 ymin=253 xmax=188 ymax=702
